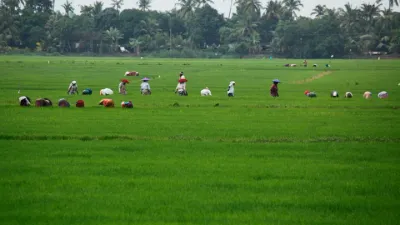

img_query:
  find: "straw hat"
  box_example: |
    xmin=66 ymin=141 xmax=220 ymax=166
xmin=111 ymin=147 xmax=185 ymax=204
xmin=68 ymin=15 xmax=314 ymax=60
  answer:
xmin=141 ymin=77 xmax=150 ymax=81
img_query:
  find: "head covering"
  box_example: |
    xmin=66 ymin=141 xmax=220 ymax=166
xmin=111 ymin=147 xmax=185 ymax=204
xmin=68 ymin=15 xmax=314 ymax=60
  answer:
xmin=273 ymin=79 xmax=280 ymax=83
xmin=304 ymin=90 xmax=310 ymax=95
xmin=76 ymin=100 xmax=85 ymax=107
xmin=141 ymin=77 xmax=150 ymax=81
xmin=121 ymin=79 xmax=129 ymax=84
xmin=345 ymin=92 xmax=353 ymax=98
xmin=229 ymin=81 xmax=235 ymax=86
xmin=100 ymin=88 xmax=114 ymax=95
xmin=378 ymin=91 xmax=388 ymax=99
xmin=72 ymin=81 xmax=77 ymax=85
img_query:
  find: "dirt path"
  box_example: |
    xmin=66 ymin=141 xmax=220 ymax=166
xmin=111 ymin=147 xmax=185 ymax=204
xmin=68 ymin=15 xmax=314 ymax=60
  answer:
xmin=291 ymin=71 xmax=332 ymax=84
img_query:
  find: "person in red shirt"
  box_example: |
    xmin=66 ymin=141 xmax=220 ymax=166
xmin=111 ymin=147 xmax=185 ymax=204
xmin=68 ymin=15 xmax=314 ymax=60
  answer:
xmin=270 ymin=79 xmax=280 ymax=97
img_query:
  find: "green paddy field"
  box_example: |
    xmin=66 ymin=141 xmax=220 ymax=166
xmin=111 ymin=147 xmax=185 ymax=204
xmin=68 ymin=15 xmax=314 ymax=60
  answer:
xmin=0 ymin=56 xmax=399 ymax=224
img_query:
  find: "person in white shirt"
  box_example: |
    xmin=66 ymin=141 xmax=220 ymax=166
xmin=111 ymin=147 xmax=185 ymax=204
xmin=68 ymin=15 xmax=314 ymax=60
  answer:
xmin=19 ymin=96 xmax=31 ymax=106
xmin=227 ymin=81 xmax=235 ymax=97
xmin=68 ymin=81 xmax=78 ymax=95
xmin=140 ymin=77 xmax=151 ymax=95
xmin=176 ymin=79 xmax=188 ymax=96
xmin=200 ymin=87 xmax=212 ymax=96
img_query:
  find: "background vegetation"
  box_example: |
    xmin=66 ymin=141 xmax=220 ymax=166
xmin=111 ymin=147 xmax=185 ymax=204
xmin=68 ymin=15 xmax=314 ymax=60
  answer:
xmin=1 ymin=0 xmax=400 ymax=58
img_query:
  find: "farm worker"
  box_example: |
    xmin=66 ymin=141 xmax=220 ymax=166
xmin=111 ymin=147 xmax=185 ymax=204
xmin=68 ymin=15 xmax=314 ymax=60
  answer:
xmin=307 ymin=92 xmax=317 ymax=97
xmin=19 ymin=96 xmax=31 ymax=106
xmin=82 ymin=88 xmax=92 ymax=95
xmin=345 ymin=92 xmax=353 ymax=98
xmin=176 ymin=78 xmax=188 ymax=96
xmin=99 ymin=99 xmax=114 ymax=107
xmin=200 ymin=87 xmax=212 ymax=96
xmin=378 ymin=91 xmax=388 ymax=99
xmin=140 ymin=77 xmax=151 ymax=95
xmin=331 ymin=91 xmax=339 ymax=98
xmin=303 ymin=59 xmax=308 ymax=67
xmin=68 ymin=81 xmax=78 ymax=95
xmin=125 ymin=71 xmax=139 ymax=76
xmin=100 ymin=88 xmax=114 ymax=95
xmin=119 ymin=79 xmax=129 ymax=95
xmin=121 ymin=101 xmax=133 ymax=108
xmin=270 ymin=79 xmax=280 ymax=97
xmin=76 ymin=100 xmax=85 ymax=107
xmin=35 ymin=98 xmax=52 ymax=107
xmin=227 ymin=81 xmax=235 ymax=97
xmin=58 ymin=98 xmax=70 ymax=107
xmin=363 ymin=91 xmax=372 ymax=99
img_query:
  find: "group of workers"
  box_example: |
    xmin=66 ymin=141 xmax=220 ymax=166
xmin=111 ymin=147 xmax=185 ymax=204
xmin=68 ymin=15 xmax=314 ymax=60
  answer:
xmin=19 ymin=70 xmax=389 ymax=107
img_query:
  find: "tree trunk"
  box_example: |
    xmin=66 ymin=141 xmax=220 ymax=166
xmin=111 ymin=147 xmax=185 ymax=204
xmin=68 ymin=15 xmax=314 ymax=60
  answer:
xmin=100 ymin=39 xmax=103 ymax=55
xmin=136 ymin=45 xmax=140 ymax=56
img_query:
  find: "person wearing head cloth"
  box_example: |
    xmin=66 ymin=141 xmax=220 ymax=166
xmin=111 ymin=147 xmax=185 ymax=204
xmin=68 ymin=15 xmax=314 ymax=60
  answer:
xmin=140 ymin=77 xmax=151 ymax=95
xmin=363 ymin=91 xmax=372 ymax=99
xmin=119 ymin=79 xmax=129 ymax=95
xmin=331 ymin=90 xmax=339 ymax=98
xmin=99 ymin=99 xmax=114 ymax=107
xmin=176 ymin=78 xmax=188 ymax=96
xmin=179 ymin=72 xmax=185 ymax=80
xmin=68 ymin=80 xmax=78 ymax=95
xmin=58 ymin=98 xmax=70 ymax=107
xmin=227 ymin=81 xmax=235 ymax=97
xmin=270 ymin=79 xmax=280 ymax=97
xmin=19 ymin=96 xmax=31 ymax=106
xmin=345 ymin=92 xmax=353 ymax=98
xmin=200 ymin=87 xmax=212 ymax=96
xmin=378 ymin=91 xmax=388 ymax=99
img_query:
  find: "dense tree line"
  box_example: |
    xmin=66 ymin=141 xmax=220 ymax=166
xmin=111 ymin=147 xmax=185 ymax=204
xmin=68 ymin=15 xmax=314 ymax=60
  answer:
xmin=0 ymin=0 xmax=399 ymax=58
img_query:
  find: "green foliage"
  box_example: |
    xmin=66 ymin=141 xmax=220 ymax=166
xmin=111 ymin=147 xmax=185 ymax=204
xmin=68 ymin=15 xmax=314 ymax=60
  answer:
xmin=1 ymin=0 xmax=400 ymax=57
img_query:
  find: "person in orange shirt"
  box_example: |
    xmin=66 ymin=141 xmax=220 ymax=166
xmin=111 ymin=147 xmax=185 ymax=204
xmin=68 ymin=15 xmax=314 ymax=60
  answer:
xmin=99 ymin=99 xmax=114 ymax=107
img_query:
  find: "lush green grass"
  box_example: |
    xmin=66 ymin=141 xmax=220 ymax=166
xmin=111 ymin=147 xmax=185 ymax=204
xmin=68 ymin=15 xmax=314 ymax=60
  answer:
xmin=0 ymin=56 xmax=399 ymax=224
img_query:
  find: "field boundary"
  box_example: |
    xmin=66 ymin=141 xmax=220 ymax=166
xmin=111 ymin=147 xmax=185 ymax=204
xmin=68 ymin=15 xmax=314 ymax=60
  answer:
xmin=1 ymin=134 xmax=399 ymax=143
xmin=291 ymin=71 xmax=332 ymax=84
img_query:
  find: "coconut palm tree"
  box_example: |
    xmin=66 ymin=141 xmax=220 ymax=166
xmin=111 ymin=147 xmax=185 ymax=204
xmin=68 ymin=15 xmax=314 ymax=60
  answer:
xmin=137 ymin=0 xmax=151 ymax=11
xmin=265 ymin=0 xmax=284 ymax=20
xmin=111 ymin=0 xmax=123 ymax=11
xmin=104 ymin=27 xmax=123 ymax=52
xmin=129 ymin=38 xmax=142 ymax=55
xmin=62 ymin=0 xmax=74 ymax=15
xmin=339 ymin=3 xmax=358 ymax=33
xmin=92 ymin=1 xmax=103 ymax=15
xmin=176 ymin=0 xmax=196 ymax=19
xmin=236 ymin=0 xmax=262 ymax=17
xmin=311 ymin=4 xmax=326 ymax=17
xmin=282 ymin=0 xmax=303 ymax=18
xmin=196 ymin=0 xmax=214 ymax=7
xmin=361 ymin=2 xmax=381 ymax=23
